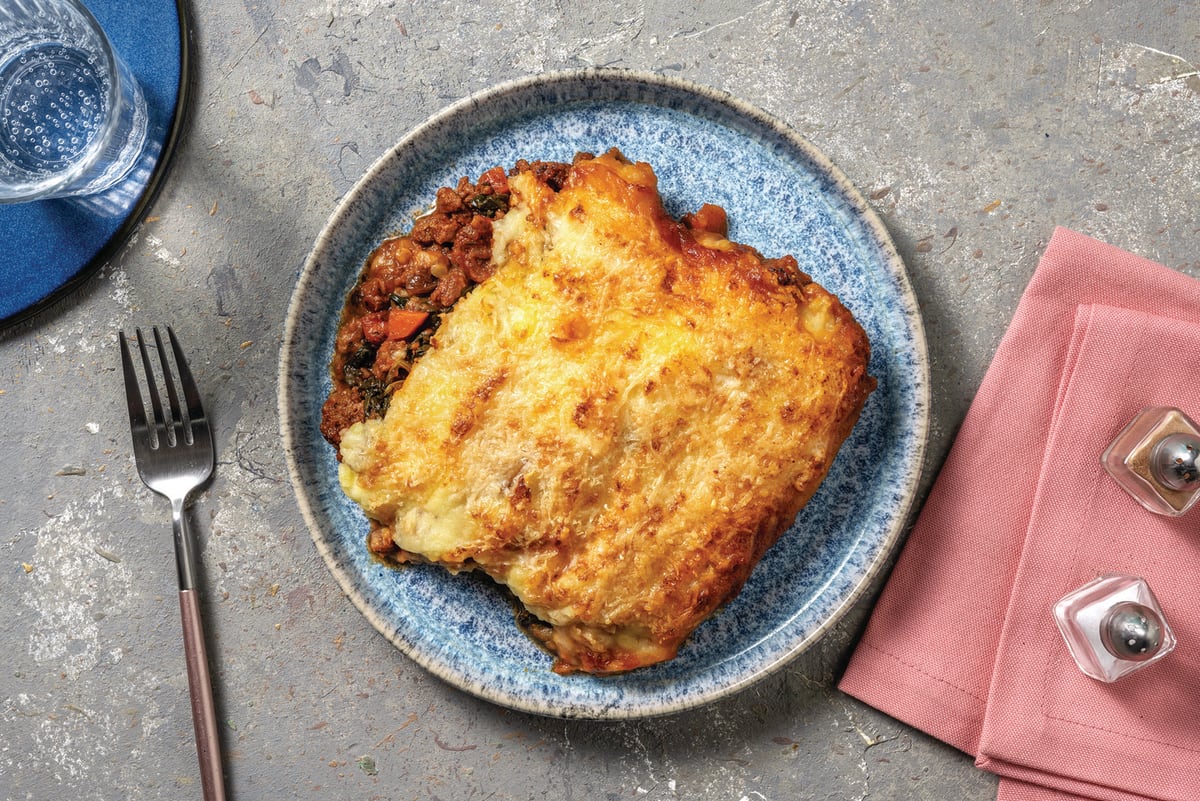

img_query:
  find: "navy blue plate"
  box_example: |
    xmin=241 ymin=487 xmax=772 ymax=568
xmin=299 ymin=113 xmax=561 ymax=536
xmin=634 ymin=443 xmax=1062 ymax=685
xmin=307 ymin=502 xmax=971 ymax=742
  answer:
xmin=280 ymin=70 xmax=929 ymax=719
xmin=0 ymin=0 xmax=190 ymax=327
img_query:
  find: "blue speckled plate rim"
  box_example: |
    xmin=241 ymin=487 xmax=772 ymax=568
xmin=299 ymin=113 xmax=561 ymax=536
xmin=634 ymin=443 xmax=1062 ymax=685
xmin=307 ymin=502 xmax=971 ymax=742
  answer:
xmin=279 ymin=68 xmax=930 ymax=719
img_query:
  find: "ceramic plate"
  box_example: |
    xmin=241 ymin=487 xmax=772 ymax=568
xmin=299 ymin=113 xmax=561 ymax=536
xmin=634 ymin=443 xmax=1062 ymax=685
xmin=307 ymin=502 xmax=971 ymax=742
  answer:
xmin=279 ymin=69 xmax=928 ymax=719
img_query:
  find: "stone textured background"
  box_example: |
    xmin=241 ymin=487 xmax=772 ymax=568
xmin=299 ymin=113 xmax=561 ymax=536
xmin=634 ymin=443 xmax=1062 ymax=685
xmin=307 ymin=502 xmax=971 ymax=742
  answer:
xmin=2 ymin=1 xmax=1198 ymax=799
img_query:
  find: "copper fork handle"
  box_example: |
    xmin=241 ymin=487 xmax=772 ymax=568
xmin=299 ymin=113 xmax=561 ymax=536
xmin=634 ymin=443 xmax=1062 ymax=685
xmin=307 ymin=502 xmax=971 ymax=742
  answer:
xmin=180 ymin=589 xmax=227 ymax=801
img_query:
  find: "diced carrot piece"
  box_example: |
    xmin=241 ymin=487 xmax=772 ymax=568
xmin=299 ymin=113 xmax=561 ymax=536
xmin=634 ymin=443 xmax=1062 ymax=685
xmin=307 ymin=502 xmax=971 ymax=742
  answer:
xmin=387 ymin=308 xmax=429 ymax=340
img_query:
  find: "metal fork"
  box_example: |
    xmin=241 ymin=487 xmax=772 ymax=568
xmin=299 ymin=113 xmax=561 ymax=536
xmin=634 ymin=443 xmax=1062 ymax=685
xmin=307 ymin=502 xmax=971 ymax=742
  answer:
xmin=120 ymin=327 xmax=226 ymax=801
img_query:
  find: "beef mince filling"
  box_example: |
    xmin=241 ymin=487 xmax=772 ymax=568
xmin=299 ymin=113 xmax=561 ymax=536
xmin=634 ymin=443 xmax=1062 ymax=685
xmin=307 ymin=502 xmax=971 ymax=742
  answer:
xmin=320 ymin=158 xmax=575 ymax=452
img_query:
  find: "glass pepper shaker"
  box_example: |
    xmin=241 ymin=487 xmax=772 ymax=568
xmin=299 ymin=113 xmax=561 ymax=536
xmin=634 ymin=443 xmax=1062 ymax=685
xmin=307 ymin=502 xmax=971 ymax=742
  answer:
xmin=1101 ymin=406 xmax=1200 ymax=517
xmin=1053 ymin=574 xmax=1176 ymax=682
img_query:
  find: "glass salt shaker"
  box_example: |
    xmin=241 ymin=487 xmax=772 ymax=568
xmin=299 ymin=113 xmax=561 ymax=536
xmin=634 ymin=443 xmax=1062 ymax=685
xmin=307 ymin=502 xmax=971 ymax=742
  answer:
xmin=1102 ymin=407 xmax=1200 ymax=517
xmin=1053 ymin=574 xmax=1176 ymax=682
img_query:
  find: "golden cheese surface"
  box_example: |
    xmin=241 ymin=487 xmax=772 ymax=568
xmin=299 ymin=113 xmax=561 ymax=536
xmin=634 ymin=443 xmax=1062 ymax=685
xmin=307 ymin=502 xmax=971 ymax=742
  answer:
xmin=337 ymin=150 xmax=874 ymax=674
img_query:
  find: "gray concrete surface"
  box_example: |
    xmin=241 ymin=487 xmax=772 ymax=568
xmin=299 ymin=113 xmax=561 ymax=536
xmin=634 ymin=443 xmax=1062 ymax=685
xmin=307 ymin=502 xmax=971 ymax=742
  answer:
xmin=3 ymin=1 xmax=1198 ymax=799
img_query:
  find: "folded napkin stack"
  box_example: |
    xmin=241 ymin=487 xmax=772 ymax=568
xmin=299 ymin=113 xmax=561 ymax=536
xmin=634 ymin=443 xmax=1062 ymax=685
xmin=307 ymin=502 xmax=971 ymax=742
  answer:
xmin=839 ymin=227 xmax=1200 ymax=801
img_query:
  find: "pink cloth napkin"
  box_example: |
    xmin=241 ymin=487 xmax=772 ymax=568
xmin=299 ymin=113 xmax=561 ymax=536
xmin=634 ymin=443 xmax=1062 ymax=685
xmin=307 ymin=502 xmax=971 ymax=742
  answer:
xmin=839 ymin=227 xmax=1200 ymax=801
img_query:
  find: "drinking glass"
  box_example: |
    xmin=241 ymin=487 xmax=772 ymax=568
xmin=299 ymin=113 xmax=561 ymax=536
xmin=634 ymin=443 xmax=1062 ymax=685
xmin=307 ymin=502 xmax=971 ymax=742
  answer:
xmin=0 ymin=0 xmax=148 ymax=202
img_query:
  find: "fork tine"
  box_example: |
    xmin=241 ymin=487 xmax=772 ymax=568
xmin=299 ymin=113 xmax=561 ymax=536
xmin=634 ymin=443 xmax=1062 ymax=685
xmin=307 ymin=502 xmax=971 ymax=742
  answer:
xmin=153 ymin=327 xmax=188 ymax=445
xmin=119 ymin=332 xmax=149 ymax=435
xmin=167 ymin=326 xmax=207 ymax=429
xmin=135 ymin=327 xmax=169 ymax=445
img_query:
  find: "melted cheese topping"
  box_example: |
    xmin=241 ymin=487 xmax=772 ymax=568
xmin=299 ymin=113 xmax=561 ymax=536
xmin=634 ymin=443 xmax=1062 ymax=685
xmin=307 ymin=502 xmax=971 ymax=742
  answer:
xmin=338 ymin=150 xmax=874 ymax=674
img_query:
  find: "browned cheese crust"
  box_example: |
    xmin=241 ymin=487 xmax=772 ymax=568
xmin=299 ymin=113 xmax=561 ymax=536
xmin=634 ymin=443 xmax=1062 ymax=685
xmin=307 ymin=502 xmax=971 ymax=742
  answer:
xmin=332 ymin=149 xmax=875 ymax=674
